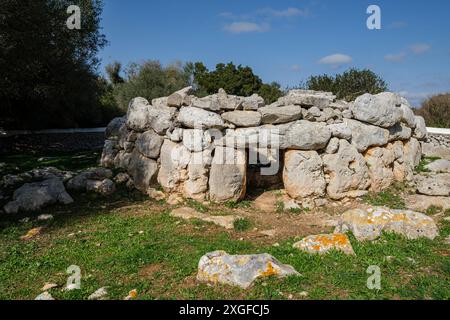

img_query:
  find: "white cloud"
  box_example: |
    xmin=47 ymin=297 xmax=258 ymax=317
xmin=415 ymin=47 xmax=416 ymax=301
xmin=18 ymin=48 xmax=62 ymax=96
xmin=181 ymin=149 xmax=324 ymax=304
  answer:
xmin=410 ymin=43 xmax=431 ymax=55
xmin=224 ymin=22 xmax=270 ymax=34
xmin=291 ymin=64 xmax=301 ymax=72
xmin=318 ymin=54 xmax=353 ymax=66
xmin=384 ymin=52 xmax=407 ymax=62
xmin=397 ymin=91 xmax=432 ymax=106
xmin=258 ymin=7 xmax=309 ymax=18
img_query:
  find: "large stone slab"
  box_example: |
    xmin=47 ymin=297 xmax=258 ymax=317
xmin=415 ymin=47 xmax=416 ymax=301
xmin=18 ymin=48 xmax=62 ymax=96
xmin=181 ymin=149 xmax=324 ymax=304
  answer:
xmin=135 ymin=130 xmax=164 ymax=159
xmin=126 ymin=97 xmax=151 ymax=132
xmin=278 ymin=90 xmax=336 ymax=108
xmin=413 ymin=116 xmax=428 ymax=141
xmin=344 ymin=119 xmax=390 ymax=152
xmin=209 ymin=147 xmax=246 ymax=202
xmin=259 ymin=105 xmax=302 ymax=124
xmin=167 ymin=86 xmax=192 ymax=107
xmin=415 ymin=173 xmax=450 ymax=196
xmin=351 ymin=92 xmax=403 ymax=128
xmin=127 ymin=150 xmax=159 ymax=192
xmin=335 ymin=207 xmax=439 ymax=241
xmin=283 ymin=150 xmax=326 ymax=199
xmin=157 ymin=140 xmax=191 ymax=192
xmin=105 ymin=116 xmax=126 ymax=139
xmin=178 ymin=106 xmax=226 ymax=129
xmin=285 ymin=121 xmax=331 ymax=150
xmin=405 ymin=194 xmax=450 ymax=212
xmin=424 ymin=159 xmax=450 ymax=173
xmin=222 ymin=111 xmax=262 ymax=127
xmin=197 ymin=251 xmax=299 ymax=289
xmin=364 ymin=146 xmax=395 ymax=192
xmin=322 ymin=140 xmax=370 ymax=199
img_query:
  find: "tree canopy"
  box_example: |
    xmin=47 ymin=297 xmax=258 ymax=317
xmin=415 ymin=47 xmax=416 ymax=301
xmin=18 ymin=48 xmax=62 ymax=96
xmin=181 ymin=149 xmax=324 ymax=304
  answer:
xmin=416 ymin=93 xmax=450 ymax=128
xmin=0 ymin=0 xmax=120 ymax=129
xmin=193 ymin=62 xmax=283 ymax=104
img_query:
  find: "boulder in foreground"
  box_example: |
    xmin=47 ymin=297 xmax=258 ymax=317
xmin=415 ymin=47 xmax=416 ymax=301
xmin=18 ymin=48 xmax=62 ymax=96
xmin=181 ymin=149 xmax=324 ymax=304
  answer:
xmin=197 ymin=251 xmax=299 ymax=289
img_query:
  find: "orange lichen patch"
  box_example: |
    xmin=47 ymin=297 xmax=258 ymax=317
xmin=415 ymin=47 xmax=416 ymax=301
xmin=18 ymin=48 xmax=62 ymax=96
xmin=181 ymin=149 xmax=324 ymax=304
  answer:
xmin=314 ymin=234 xmax=350 ymax=247
xmin=294 ymin=233 xmax=355 ymax=255
xmin=20 ymin=227 xmax=43 ymax=241
xmin=259 ymin=261 xmax=279 ymax=277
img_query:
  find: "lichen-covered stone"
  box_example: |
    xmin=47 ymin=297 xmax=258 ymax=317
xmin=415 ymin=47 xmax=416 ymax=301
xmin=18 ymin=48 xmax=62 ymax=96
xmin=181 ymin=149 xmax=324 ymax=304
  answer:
xmin=293 ymin=234 xmax=355 ymax=255
xmin=335 ymin=207 xmax=439 ymax=241
xmin=197 ymin=251 xmax=299 ymax=289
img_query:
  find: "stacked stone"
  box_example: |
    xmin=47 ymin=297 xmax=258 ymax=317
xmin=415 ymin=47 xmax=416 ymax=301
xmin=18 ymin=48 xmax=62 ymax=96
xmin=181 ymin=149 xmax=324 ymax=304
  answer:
xmin=101 ymin=87 xmax=426 ymax=202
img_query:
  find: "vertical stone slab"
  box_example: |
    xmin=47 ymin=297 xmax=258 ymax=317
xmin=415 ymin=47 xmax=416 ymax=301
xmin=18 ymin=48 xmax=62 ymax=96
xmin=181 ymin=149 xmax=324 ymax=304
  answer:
xmin=209 ymin=147 xmax=247 ymax=202
xmin=283 ymin=150 xmax=326 ymax=199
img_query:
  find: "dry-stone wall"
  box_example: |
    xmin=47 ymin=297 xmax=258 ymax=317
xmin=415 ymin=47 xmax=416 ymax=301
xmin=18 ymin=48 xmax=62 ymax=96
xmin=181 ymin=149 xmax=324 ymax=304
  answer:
xmin=101 ymin=88 xmax=426 ymax=202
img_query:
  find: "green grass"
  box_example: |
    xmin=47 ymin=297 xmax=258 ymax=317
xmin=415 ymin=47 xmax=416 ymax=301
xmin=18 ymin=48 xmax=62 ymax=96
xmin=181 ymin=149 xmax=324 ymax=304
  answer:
xmin=426 ymin=206 xmax=443 ymax=216
xmin=0 ymin=151 xmax=101 ymax=176
xmin=1 ymin=189 xmax=448 ymax=300
xmin=362 ymin=189 xmax=406 ymax=210
xmin=233 ymin=218 xmax=252 ymax=232
xmin=224 ymin=200 xmax=252 ymax=209
xmin=185 ymin=199 xmax=208 ymax=213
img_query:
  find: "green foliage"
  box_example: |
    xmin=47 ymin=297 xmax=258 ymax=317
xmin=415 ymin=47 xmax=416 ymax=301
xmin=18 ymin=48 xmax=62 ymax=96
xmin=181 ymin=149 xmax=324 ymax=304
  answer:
xmin=415 ymin=93 xmax=450 ymax=128
xmin=362 ymin=189 xmax=406 ymax=210
xmin=275 ymin=201 xmax=285 ymax=214
xmin=425 ymin=206 xmax=443 ymax=216
xmin=105 ymin=61 xmax=125 ymax=85
xmin=303 ymin=68 xmax=388 ymax=101
xmin=112 ymin=61 xmax=192 ymax=110
xmin=193 ymin=62 xmax=283 ymax=104
xmin=0 ymin=0 xmax=119 ymax=129
xmin=233 ymin=218 xmax=252 ymax=232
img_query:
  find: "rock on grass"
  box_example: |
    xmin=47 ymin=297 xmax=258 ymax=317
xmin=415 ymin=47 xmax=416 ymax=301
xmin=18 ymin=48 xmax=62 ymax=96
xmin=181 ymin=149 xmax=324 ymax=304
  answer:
xmin=197 ymin=251 xmax=299 ymax=289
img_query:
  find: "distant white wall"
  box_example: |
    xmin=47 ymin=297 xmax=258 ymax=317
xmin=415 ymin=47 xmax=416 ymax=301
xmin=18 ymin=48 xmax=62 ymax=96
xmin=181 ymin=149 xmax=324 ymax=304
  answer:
xmin=427 ymin=127 xmax=450 ymax=136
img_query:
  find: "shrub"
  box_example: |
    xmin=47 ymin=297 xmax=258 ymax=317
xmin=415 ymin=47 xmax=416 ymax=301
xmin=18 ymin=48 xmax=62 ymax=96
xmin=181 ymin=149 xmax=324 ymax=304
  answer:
xmin=303 ymin=68 xmax=388 ymax=101
xmin=112 ymin=60 xmax=192 ymax=110
xmin=415 ymin=93 xmax=450 ymax=128
xmin=193 ymin=62 xmax=283 ymax=104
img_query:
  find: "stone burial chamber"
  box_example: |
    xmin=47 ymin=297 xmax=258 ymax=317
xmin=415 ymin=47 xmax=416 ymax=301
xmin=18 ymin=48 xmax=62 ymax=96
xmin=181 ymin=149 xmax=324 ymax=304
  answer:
xmin=101 ymin=87 xmax=427 ymax=203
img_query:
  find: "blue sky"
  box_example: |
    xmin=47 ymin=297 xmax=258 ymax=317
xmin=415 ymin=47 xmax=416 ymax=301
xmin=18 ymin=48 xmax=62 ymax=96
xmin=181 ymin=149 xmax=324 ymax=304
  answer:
xmin=99 ymin=0 xmax=450 ymax=106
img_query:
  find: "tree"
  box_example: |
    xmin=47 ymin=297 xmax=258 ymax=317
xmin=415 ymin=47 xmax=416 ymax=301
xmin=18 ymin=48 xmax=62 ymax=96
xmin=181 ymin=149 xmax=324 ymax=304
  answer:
xmin=415 ymin=93 xmax=450 ymax=128
xmin=304 ymin=68 xmax=388 ymax=101
xmin=193 ymin=62 xmax=283 ymax=103
xmin=0 ymin=0 xmax=117 ymax=129
xmin=112 ymin=60 xmax=192 ymax=110
xmin=105 ymin=61 xmax=125 ymax=85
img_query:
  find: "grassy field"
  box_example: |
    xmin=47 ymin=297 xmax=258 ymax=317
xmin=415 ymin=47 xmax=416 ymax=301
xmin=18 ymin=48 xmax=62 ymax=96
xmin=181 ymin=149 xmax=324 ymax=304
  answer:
xmin=0 ymin=186 xmax=449 ymax=300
